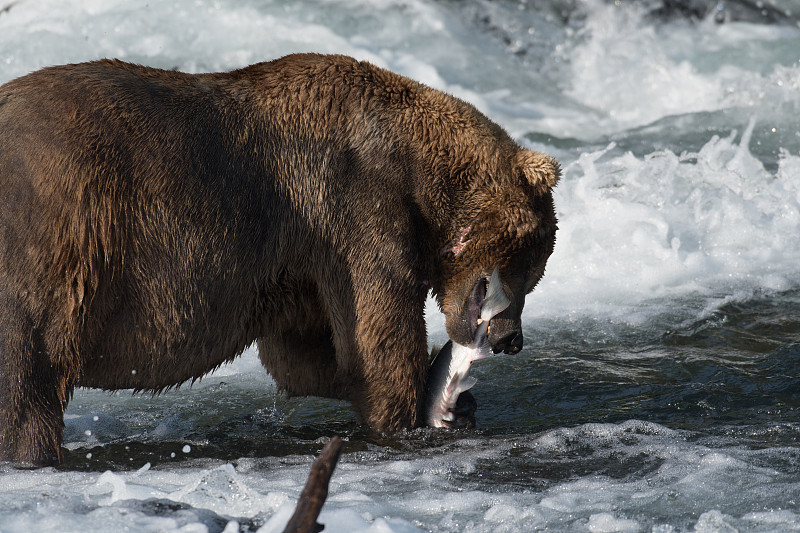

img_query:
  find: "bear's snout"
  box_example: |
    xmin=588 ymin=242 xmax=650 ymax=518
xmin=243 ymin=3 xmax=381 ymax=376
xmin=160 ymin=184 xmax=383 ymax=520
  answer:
xmin=490 ymin=328 xmax=523 ymax=355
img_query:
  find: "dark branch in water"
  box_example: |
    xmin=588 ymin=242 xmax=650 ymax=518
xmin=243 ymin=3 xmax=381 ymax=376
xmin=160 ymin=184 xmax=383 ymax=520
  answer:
xmin=282 ymin=436 xmax=344 ymax=533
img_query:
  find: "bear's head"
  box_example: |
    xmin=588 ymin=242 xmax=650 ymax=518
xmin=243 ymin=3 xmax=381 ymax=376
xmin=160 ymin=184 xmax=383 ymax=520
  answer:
xmin=435 ymin=148 xmax=559 ymax=354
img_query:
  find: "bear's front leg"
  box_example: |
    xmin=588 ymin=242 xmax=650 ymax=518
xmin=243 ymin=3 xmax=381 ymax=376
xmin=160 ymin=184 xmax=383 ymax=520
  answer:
xmin=0 ymin=300 xmax=68 ymax=466
xmin=327 ymin=278 xmax=430 ymax=432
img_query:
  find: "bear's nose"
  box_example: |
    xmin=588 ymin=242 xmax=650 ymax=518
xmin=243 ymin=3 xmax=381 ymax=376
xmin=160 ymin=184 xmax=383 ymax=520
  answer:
xmin=493 ymin=330 xmax=523 ymax=354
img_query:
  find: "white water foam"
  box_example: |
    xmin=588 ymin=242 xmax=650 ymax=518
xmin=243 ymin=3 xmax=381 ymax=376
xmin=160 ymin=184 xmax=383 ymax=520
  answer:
xmin=525 ymin=117 xmax=800 ymax=326
xmin=563 ymin=0 xmax=800 ymax=134
xmin=7 ymin=418 xmax=798 ymax=532
xmin=0 ymin=0 xmax=490 ymax=110
xmin=0 ymin=0 xmax=358 ymax=77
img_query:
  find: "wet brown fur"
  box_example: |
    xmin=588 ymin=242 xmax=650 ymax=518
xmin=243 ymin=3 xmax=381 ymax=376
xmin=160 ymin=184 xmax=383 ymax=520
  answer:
xmin=0 ymin=54 xmax=559 ymax=465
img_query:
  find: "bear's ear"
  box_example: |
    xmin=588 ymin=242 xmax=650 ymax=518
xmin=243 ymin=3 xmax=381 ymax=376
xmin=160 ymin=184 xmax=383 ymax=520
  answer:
xmin=514 ymin=149 xmax=560 ymax=195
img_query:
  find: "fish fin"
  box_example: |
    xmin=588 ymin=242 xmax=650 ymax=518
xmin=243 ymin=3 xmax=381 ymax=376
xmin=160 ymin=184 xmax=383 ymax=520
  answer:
xmin=481 ymin=266 xmax=511 ymax=322
xmin=472 ymin=346 xmax=492 ymax=362
xmin=458 ymin=376 xmax=478 ymax=393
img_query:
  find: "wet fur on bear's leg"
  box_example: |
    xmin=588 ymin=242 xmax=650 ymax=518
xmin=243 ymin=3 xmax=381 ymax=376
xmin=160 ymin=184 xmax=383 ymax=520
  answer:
xmin=0 ymin=295 xmax=68 ymax=466
xmin=258 ymin=268 xmax=430 ymax=431
xmin=357 ymin=287 xmax=429 ymax=430
xmin=257 ymin=329 xmax=342 ymax=400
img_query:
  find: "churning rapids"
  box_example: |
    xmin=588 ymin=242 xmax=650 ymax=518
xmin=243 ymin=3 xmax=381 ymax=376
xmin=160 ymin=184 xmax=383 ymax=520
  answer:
xmin=2 ymin=0 xmax=800 ymax=531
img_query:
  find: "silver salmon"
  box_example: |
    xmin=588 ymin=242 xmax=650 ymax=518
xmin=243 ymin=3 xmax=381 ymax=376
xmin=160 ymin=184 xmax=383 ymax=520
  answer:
xmin=425 ymin=267 xmax=511 ymax=428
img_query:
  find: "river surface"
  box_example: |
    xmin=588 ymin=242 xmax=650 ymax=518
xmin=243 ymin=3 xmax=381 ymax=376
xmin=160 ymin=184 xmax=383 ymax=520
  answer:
xmin=1 ymin=0 xmax=800 ymax=531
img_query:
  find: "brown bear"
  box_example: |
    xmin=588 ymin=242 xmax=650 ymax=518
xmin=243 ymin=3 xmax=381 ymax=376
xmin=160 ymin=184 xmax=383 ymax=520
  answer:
xmin=0 ymin=53 xmax=559 ymax=466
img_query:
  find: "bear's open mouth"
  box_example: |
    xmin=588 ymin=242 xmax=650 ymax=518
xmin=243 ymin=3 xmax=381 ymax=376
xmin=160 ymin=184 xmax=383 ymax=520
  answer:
xmin=466 ymin=275 xmax=490 ymax=340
